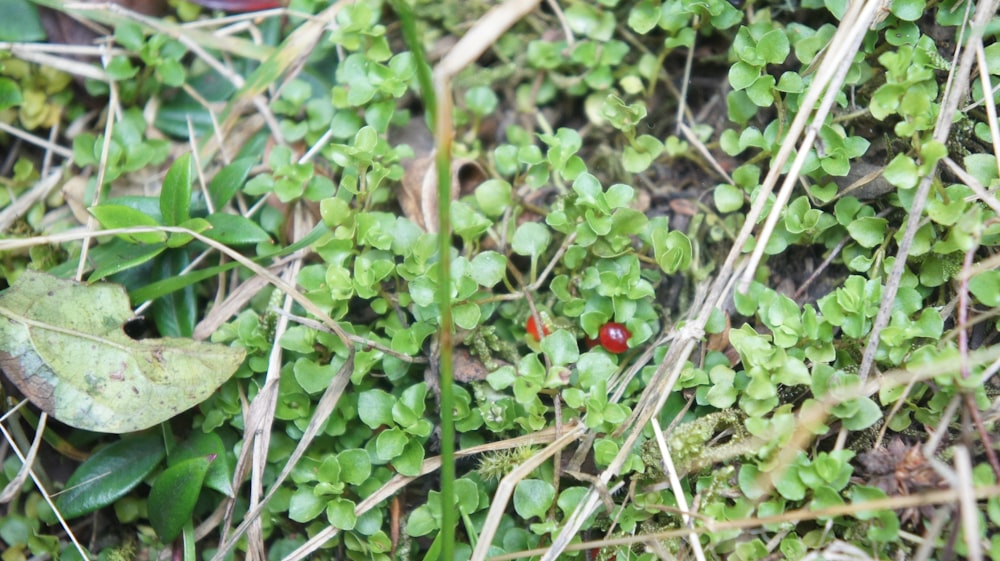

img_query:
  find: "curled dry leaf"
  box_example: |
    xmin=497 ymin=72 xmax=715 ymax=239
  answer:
xmin=398 ymin=153 xmax=487 ymax=232
xmin=0 ymin=271 xmax=245 ymax=433
xmin=855 ymin=437 xmax=947 ymax=527
xmin=60 ymin=176 xmax=91 ymax=225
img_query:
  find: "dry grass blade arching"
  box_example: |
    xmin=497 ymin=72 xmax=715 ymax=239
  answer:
xmin=0 ymin=410 xmax=92 ymax=559
xmin=539 ymin=0 xmax=938 ymax=559
xmin=278 ymin=425 xmax=571 ymax=561
xmin=858 ymin=0 xmax=1000 ymax=382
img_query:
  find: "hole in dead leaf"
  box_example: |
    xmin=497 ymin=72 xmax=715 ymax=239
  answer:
xmin=123 ymin=316 xmax=157 ymax=340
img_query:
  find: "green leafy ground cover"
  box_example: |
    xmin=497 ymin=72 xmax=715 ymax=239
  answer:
xmin=1 ymin=0 xmax=1000 ymax=560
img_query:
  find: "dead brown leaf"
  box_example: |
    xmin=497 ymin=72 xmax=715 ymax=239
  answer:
xmin=398 ymin=153 xmax=486 ymax=232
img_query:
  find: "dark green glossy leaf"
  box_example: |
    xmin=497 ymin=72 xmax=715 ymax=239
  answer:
xmin=169 ymin=432 xmax=233 ymax=498
xmin=89 ymin=241 xmax=167 ymax=282
xmin=56 ymin=433 xmax=166 ymax=519
xmin=208 ymin=158 xmax=255 ymax=210
xmin=130 ymin=262 xmax=232 ymax=304
xmin=89 ymin=205 xmax=165 ymax=244
xmin=161 ymin=154 xmax=193 ymax=226
xmin=127 ymin=223 xmax=329 ymax=303
xmin=151 ymin=252 xmax=196 ymax=337
xmin=204 ymin=213 xmax=272 ymax=245
xmin=148 ymin=455 xmax=213 ymax=543
xmin=0 ymin=0 xmax=46 ymax=41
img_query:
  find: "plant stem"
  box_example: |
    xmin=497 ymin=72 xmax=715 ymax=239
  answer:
xmin=389 ymin=2 xmax=455 ymax=559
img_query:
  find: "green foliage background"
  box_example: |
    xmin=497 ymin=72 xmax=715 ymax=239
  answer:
xmin=2 ymin=0 xmax=1000 ymax=560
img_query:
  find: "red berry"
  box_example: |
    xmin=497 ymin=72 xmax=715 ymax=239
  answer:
xmin=598 ymin=322 xmax=630 ymax=354
xmin=526 ymin=315 xmax=550 ymax=341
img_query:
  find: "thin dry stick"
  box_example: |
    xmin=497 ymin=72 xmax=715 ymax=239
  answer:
xmin=541 ymin=269 xmax=723 ymax=560
xmin=75 ymin=46 xmax=120 ymax=282
xmin=0 ymin=168 xmax=64 ymax=232
xmin=544 ymin=0 xmax=574 ymax=46
xmin=924 ymin=395 xmax=962 ymax=460
xmin=180 ymin=8 xmax=290 ymax=30
xmin=737 ymin=0 xmax=886 ymax=292
xmin=940 ymin=157 xmax=1000 ymax=217
xmin=957 ymin=249 xmax=1000 ymax=281
xmin=974 ymin=42 xmax=1000 ymax=177
xmin=181 ymin=82 xmax=231 ymax=165
xmin=964 ymin=391 xmax=1000 ymax=478
xmin=192 ymin=265 xmax=275 ymax=340
xmin=470 ymin=424 xmax=586 ymax=561
xmin=274 ymin=310 xmax=429 ymax=363
xmin=651 ymin=418 xmax=707 ymax=561
xmin=213 ymin=357 xmax=354 ymax=560
xmin=680 ymin=122 xmax=733 ymax=185
xmin=212 ymin=215 xmax=355 ymax=560
xmin=248 ymin=256 xmax=303 ymax=560
xmin=187 ymin=117 xmax=212 ymax=214
xmin=495 ymin=483 xmax=1000 ymax=560
xmin=281 ymin=425 xmax=569 ymax=561
xmin=674 ymin=15 xmax=696 ymax=137
xmin=0 ymin=121 xmax=74 ymax=159
xmin=912 ymin=507 xmax=953 ymax=561
xmin=0 ymin=407 xmax=46 ymax=503
xmin=1 ymin=45 xmax=109 ymax=81
xmin=51 ymin=0 xmax=271 ymax=60
xmin=0 ymin=224 xmax=357 ymax=560
xmin=41 ymin=107 xmax=61 ymax=177
xmin=858 ymin=0 xmax=1000 ymax=381
xmin=953 ymin=446 xmax=982 ymax=561
xmin=0 ymin=41 xmax=124 ymax=55
xmin=0 ymin=415 xmax=91 ymax=560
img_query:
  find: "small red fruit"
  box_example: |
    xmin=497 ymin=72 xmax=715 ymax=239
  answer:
xmin=526 ymin=315 xmax=550 ymax=341
xmin=598 ymin=322 xmax=630 ymax=354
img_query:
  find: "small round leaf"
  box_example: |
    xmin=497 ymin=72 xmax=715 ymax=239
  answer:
xmin=514 ymin=479 xmax=556 ymax=520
